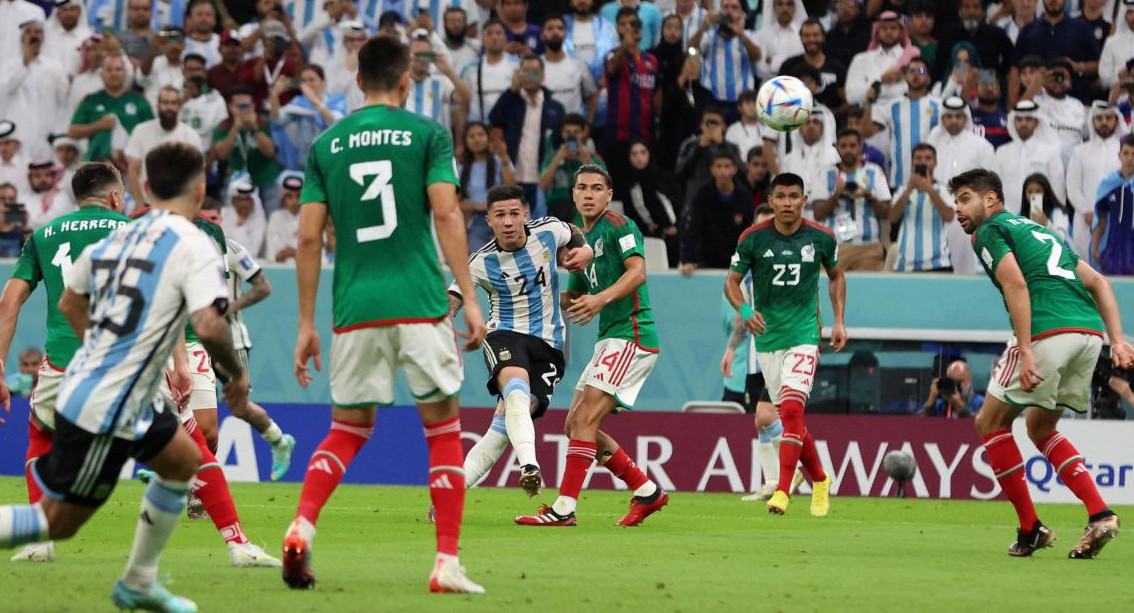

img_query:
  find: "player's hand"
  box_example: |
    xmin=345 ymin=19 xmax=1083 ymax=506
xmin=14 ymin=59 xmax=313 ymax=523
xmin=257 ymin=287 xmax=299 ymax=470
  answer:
xmin=223 ymin=372 xmax=251 ymax=414
xmin=562 ymin=245 xmax=593 ymax=273
xmin=168 ymin=362 xmax=193 ymax=411
xmin=0 ymin=380 xmax=10 ymax=424
xmin=294 ymin=326 xmax=322 ymax=388
xmin=567 ymin=293 xmax=605 ymax=326
xmin=1111 ymin=341 xmax=1134 ymax=370
xmin=829 ymin=322 xmax=848 ymax=352
xmin=460 ymin=302 xmax=487 ymax=351
xmin=742 ymin=310 xmax=765 ymax=335
xmin=721 ymin=348 xmax=734 ymax=378
xmin=1017 ymin=350 xmax=1045 ymax=393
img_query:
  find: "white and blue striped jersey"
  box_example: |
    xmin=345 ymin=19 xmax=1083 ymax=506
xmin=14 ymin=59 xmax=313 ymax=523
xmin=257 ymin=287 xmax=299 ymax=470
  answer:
xmin=699 ymin=28 xmax=758 ymax=102
xmin=810 ymin=162 xmax=892 ymax=245
xmin=871 ymin=95 xmax=941 ymax=187
xmin=88 ymin=0 xmax=186 ymax=33
xmin=450 ymin=218 xmax=574 ymax=351
xmin=405 ymin=74 xmax=455 ymax=131
xmin=226 ymin=238 xmax=262 ymax=351
xmin=893 ymin=185 xmax=953 ymax=272
xmin=57 ymin=212 xmax=227 ymax=439
xmin=357 ymin=0 xmax=408 ymax=31
xmin=461 ymin=55 xmax=520 ymax=123
xmin=182 ymin=34 xmax=222 ymax=68
xmin=740 ymin=270 xmax=759 ymax=375
xmin=285 ymin=0 xmax=324 ymax=30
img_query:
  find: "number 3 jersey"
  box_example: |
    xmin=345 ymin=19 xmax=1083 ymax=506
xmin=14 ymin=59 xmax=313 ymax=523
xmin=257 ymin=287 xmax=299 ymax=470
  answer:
xmin=973 ymin=210 xmax=1102 ymax=338
xmin=730 ymin=219 xmax=839 ymax=353
xmin=300 ymin=104 xmax=459 ymax=331
xmin=450 ymin=218 xmax=573 ymax=351
xmin=12 ymin=205 xmax=131 ymax=369
xmin=58 ymin=211 xmax=228 ymax=439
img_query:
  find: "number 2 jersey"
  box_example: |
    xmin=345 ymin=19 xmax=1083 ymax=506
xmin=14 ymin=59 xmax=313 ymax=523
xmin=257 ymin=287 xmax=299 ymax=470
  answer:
xmin=58 ymin=211 xmax=228 ymax=439
xmin=450 ymin=218 xmax=573 ymax=351
xmin=730 ymin=219 xmax=839 ymax=353
xmin=12 ymin=205 xmax=130 ymax=369
xmin=300 ymin=104 xmax=459 ymax=331
xmin=973 ymin=210 xmax=1102 ymax=339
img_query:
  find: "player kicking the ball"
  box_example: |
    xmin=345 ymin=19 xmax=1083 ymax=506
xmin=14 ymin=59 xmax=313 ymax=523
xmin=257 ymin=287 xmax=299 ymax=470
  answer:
xmin=515 ymin=164 xmax=668 ymax=528
xmin=949 ymin=168 xmax=1134 ymax=559
xmin=283 ymin=36 xmax=487 ymax=593
xmin=451 ymin=184 xmax=593 ymax=497
xmin=725 ymin=172 xmax=847 ymax=517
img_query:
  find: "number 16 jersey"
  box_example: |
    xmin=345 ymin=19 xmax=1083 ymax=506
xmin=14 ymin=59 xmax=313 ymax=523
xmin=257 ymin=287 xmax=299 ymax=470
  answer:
xmin=300 ymin=104 xmax=460 ymax=332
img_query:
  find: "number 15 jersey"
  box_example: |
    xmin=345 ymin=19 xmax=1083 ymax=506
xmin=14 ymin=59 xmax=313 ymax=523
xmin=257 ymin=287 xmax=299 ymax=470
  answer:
xmin=300 ymin=104 xmax=460 ymax=332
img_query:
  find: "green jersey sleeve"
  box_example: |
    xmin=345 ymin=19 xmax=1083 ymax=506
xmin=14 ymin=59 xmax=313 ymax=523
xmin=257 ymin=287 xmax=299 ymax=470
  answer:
xmin=425 ymin=125 xmax=459 ymax=187
xmin=12 ymin=235 xmax=42 ymax=290
xmin=567 ymin=270 xmax=586 ymax=292
xmin=299 ymin=145 xmax=327 ymax=204
xmin=613 ymin=218 xmax=645 ymax=261
xmin=730 ymin=233 xmax=753 ymax=274
xmin=71 ymin=95 xmax=93 ymax=125
xmin=822 ymin=232 xmax=839 ymax=269
xmin=976 ymin=223 xmax=1012 ymax=275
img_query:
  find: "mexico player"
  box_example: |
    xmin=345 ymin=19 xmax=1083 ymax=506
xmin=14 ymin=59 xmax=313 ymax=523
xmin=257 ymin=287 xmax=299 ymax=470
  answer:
xmin=451 ymin=184 xmax=593 ymax=497
xmin=949 ymin=168 xmax=1134 ymax=558
xmin=725 ymin=172 xmax=846 ymax=517
xmin=0 ymin=143 xmax=250 ymax=612
xmin=515 ymin=164 xmax=668 ymax=527
xmin=0 ymin=162 xmax=130 ymax=562
xmin=284 ymin=36 xmax=487 ymax=593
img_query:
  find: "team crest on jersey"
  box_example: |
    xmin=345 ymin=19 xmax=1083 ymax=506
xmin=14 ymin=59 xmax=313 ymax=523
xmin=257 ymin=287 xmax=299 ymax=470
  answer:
xmin=541 ymin=249 xmax=551 ymax=264
xmin=594 ymin=238 xmax=604 ymax=257
xmin=498 ymin=349 xmax=512 ymax=361
xmin=801 ymin=244 xmax=815 ymax=262
xmin=126 ymin=102 xmax=137 ymax=115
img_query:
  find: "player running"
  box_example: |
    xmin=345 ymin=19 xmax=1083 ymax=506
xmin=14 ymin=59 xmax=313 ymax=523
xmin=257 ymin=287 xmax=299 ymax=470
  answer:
xmin=0 ymin=142 xmax=250 ymax=613
xmin=0 ymin=162 xmax=130 ymax=563
xmin=283 ymin=36 xmax=487 ymax=593
xmin=724 ymin=172 xmax=846 ymax=517
xmin=515 ymin=163 xmax=668 ymax=528
xmin=949 ymin=168 xmax=1134 ymax=559
xmin=452 ymin=184 xmax=592 ymax=497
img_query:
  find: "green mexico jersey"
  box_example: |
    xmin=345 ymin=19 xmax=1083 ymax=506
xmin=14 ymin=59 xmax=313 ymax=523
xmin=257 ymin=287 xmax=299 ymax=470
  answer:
xmin=12 ymin=206 xmax=130 ymax=367
xmin=184 ymin=216 xmax=228 ymax=343
xmin=567 ymin=210 xmax=659 ymax=350
xmin=71 ymin=91 xmax=153 ymax=161
xmin=300 ymin=104 xmax=458 ymax=330
xmin=730 ymin=220 xmax=839 ymax=353
xmin=973 ymin=211 xmax=1102 ymax=339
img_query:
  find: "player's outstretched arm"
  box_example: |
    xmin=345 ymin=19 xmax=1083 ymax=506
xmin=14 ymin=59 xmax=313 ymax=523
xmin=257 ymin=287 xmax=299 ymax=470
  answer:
xmin=994 ymin=253 xmax=1043 ymax=391
xmin=567 ymin=255 xmax=647 ymax=326
xmin=0 ymin=279 xmax=32 ymax=415
xmin=826 ymin=264 xmax=848 ymax=352
xmin=1076 ymin=260 xmax=1134 ymax=368
xmin=430 ymin=182 xmax=486 ymax=350
xmin=228 ymin=272 xmax=272 ymax=315
xmin=191 ymin=305 xmax=249 ymax=412
xmin=295 ymin=202 xmax=327 ymax=387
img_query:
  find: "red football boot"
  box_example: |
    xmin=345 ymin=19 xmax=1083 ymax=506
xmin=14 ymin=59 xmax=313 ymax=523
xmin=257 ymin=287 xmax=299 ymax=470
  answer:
xmin=514 ymin=504 xmax=577 ymax=526
xmin=617 ymin=490 xmax=669 ymax=527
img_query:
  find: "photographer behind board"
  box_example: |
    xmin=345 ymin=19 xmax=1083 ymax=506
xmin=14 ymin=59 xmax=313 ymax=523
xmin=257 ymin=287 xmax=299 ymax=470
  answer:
xmin=920 ymin=359 xmax=984 ymax=418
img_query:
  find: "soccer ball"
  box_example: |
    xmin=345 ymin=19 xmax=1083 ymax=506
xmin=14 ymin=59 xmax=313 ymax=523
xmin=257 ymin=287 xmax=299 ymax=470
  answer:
xmin=882 ymin=450 xmax=918 ymax=481
xmin=756 ymin=76 xmax=813 ymax=132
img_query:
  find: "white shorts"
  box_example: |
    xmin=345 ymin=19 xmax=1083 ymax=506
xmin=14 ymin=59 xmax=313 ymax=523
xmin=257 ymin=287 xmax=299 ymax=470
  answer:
xmin=987 ymin=332 xmax=1103 ymax=413
xmin=574 ymin=338 xmax=658 ymax=410
xmin=30 ymin=358 xmax=65 ymax=429
xmin=185 ymin=341 xmax=217 ymax=412
xmin=756 ymin=344 xmax=819 ymax=405
xmin=330 ymin=320 xmax=463 ymax=406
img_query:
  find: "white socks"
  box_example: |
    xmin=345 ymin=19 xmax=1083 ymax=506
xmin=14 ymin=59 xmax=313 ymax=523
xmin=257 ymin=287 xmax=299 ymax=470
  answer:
xmin=502 ymin=379 xmax=537 ymax=469
xmin=551 ymin=496 xmax=577 ymax=516
xmin=121 ymin=477 xmax=189 ymax=592
xmin=463 ymin=416 xmax=510 ymax=489
xmin=0 ymin=503 xmax=49 ymax=548
xmin=260 ymin=421 xmax=284 ymax=446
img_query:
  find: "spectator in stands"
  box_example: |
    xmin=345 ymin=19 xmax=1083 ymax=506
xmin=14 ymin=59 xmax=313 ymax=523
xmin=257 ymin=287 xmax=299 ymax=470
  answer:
xmin=1109 ymin=60 xmax=1134 ymax=123
xmin=564 ymin=0 xmax=617 ymax=76
xmin=1100 ymin=4 xmax=1134 ymax=91
xmin=601 ymin=0 xmax=662 ymax=51
xmin=138 ymin=27 xmax=187 ymax=107
xmin=936 ymin=0 xmax=1013 ymax=80
xmin=825 ymin=0 xmax=872 ymax=69
xmin=459 ymin=122 xmax=514 ymax=248
xmin=116 ymin=0 xmax=155 ymax=65
xmin=0 ymin=21 xmax=67 ymax=162
xmin=1067 ymin=102 xmax=1126 ymax=257
xmin=1020 ymin=173 xmax=1072 ymax=243
xmin=222 ymin=178 xmax=267 ymax=257
xmin=844 ymin=105 xmax=887 ymax=168
xmin=812 ymin=128 xmax=891 ymax=271
xmin=1092 ymin=135 xmax=1134 ymax=276
xmin=681 ymin=149 xmax=752 ymax=275
xmin=993 ymin=0 xmax=1037 ymax=44
xmin=676 ymin=107 xmax=741 ymax=213
xmin=540 ymin=114 xmax=603 ymax=222
xmin=0 ymin=122 xmax=29 ymax=196
xmin=239 ymin=20 xmax=302 ymax=113
xmin=725 ymin=90 xmax=762 ymax=168
xmin=752 ymin=0 xmax=804 ymax=81
xmin=650 ymin=14 xmax=686 ymax=102
xmin=490 ymin=54 xmax=564 ymax=217
xmin=669 ymin=0 xmax=705 ymax=48
xmin=602 ymin=8 xmax=659 ymax=189
xmin=1080 ymin=0 xmax=1110 ymax=52
xmin=919 ymin=359 xmax=983 ymax=418
xmin=889 ymin=143 xmax=954 ymax=272
xmin=67 ymin=34 xmax=112 ymax=118
xmin=43 ymin=0 xmax=90 ymax=76
xmin=926 ymin=96 xmax=994 ymax=183
xmin=124 ymin=86 xmax=203 ymax=207
xmin=51 ymin=135 xmax=81 ymax=202
xmin=993 ymin=100 xmax=1065 ymax=215
xmin=742 ymin=146 xmax=770 ymax=207
xmin=782 ymin=18 xmax=848 ymax=118
xmin=5 ymin=347 xmax=41 ymax=397
xmin=1027 ymin=60 xmax=1087 ymax=169
xmin=970 ymin=70 xmax=1009 ymax=149
xmin=906 ymin=2 xmax=937 ymax=77
xmin=658 ymin=50 xmax=711 ymax=171
xmin=622 ymin=139 xmax=680 ymax=266
xmin=298 ymin=0 xmax=355 ymax=70
xmin=780 ymin=108 xmax=839 ymax=195
xmin=541 ymin=14 xmax=598 ymax=121
xmin=862 ymin=56 xmax=940 ymax=190
xmin=0 ymin=0 xmax=44 ymax=64
xmin=462 ymin=20 xmax=519 ymax=123
xmin=266 ymin=173 xmax=302 ymax=263
xmin=846 ymin=11 xmax=914 ymax=108
xmin=500 ymin=0 xmax=543 ymax=55
xmin=183 ymin=0 xmax=221 ymax=67
xmin=69 ymin=55 xmax=154 ymax=162
xmin=932 ymin=42 xmax=980 ymax=101
xmin=1010 ymin=0 xmax=1100 ymax=106
xmin=25 ymin=159 xmax=72 ymax=229
xmin=213 ymin=86 xmax=281 ymax=212
xmin=0 ymin=182 xmax=25 ymax=256
xmin=689 ymin=0 xmax=761 ymax=111
xmin=180 ymin=55 xmax=228 ymax=147
xmin=442 ymin=7 xmax=481 ymax=72
xmin=207 ymin=29 xmax=244 ymax=97
xmin=401 ymin=36 xmax=468 ymax=135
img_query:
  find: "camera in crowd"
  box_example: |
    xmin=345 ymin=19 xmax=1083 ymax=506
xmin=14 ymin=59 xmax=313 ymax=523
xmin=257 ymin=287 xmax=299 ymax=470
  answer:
xmin=936 ymin=376 xmax=959 ymax=396
xmin=1092 ymin=344 xmax=1132 ymax=420
xmin=4 ymin=202 xmax=26 ymax=226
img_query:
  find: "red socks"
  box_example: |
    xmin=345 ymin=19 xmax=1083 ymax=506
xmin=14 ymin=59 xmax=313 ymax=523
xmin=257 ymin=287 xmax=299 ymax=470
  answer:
xmin=25 ymin=420 xmax=52 ymax=504
xmin=777 ymin=389 xmax=826 ymax=492
xmin=982 ymin=428 xmax=1039 ymax=531
xmin=1037 ymin=431 xmax=1108 ymax=517
xmin=602 ymin=447 xmax=649 ymax=491
xmin=424 ymin=417 xmax=465 ymax=557
xmin=798 ymin=429 xmax=828 ymax=483
xmin=559 ymin=440 xmax=597 ymax=500
xmin=187 ymin=421 xmax=248 ymax=545
xmin=296 ymin=419 xmax=372 ymax=525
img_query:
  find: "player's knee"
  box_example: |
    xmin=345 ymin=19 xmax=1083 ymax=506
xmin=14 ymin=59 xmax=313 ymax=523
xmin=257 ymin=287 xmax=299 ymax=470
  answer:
xmin=973 ymin=409 xmax=1000 ymax=436
xmin=202 ymin=431 xmax=218 ymax=454
xmin=43 ymin=506 xmax=80 ymax=540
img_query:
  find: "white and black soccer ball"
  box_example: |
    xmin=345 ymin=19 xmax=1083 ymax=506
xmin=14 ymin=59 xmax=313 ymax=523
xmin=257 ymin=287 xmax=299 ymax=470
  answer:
xmin=883 ymin=450 xmax=918 ymax=481
xmin=756 ymin=76 xmax=813 ymax=132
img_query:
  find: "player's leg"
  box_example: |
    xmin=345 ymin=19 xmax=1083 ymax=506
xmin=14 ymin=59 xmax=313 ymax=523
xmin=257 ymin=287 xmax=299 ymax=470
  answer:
xmin=463 ymin=399 xmax=510 ymax=489
xmin=186 ymin=342 xmax=220 ymax=453
xmin=766 ymin=346 xmax=829 ymax=515
xmin=12 ymin=371 xmax=58 ymax=562
xmin=496 ymin=365 xmax=541 ymax=491
xmin=224 ymin=349 xmax=295 ymax=482
xmin=547 ymin=385 xmax=614 ymax=521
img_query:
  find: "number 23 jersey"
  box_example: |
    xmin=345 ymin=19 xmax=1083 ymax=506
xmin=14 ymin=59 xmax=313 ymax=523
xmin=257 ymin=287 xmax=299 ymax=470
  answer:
xmin=300 ymin=104 xmax=459 ymax=331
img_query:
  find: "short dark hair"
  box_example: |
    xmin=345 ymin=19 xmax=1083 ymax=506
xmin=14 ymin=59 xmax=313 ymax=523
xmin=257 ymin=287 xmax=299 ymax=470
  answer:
xmin=481 ymin=18 xmax=505 ymax=33
xmin=226 ymin=85 xmax=254 ymax=102
xmin=1122 ymin=134 xmax=1134 ymax=149
xmin=487 ymin=183 xmax=526 ymax=208
xmin=948 ymin=168 xmax=1004 ymax=202
xmin=521 ymin=54 xmax=544 ymax=70
xmin=72 ymin=162 xmax=122 ymax=202
xmin=746 ymin=146 xmax=764 ymax=160
xmin=912 ymin=142 xmax=937 ymax=157
xmin=737 ymin=89 xmax=758 ymax=104
xmin=711 ymin=150 xmax=737 ymax=165
xmin=200 ymin=196 xmax=222 ymax=212
xmin=770 ymin=172 xmax=805 ymax=191
xmin=906 ymin=56 xmax=929 ymax=72
xmin=702 ymin=106 xmax=726 ymax=123
xmin=574 ymin=163 xmax=612 ymax=189
xmin=846 ymin=104 xmax=865 ymax=119
xmin=754 ymin=203 xmax=773 ymax=218
xmin=358 ymin=35 xmax=409 ymax=93
xmin=183 ymin=53 xmax=207 ymax=66
xmin=542 ymin=13 xmax=565 ymax=28
xmin=563 ymin=113 xmax=588 ymax=129
xmin=800 ymin=18 xmax=823 ymax=32
xmin=303 ymin=63 xmax=325 ymax=81
xmin=615 ymin=6 xmax=637 ymax=22
xmin=836 ymin=127 xmax=861 ymax=142
xmin=144 ymin=142 xmax=205 ymax=200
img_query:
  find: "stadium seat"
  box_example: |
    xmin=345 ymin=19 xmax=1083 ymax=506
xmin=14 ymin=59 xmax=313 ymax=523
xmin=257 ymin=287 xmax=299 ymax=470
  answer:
xmin=681 ymin=401 xmax=745 ymax=414
xmin=642 ymin=237 xmax=670 ymax=272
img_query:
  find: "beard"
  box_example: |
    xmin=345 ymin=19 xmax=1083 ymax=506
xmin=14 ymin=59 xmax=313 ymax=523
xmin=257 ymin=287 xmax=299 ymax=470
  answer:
xmin=159 ymin=112 xmax=178 ymax=130
xmin=545 ymin=38 xmax=564 ymax=52
xmin=1097 ymin=125 xmax=1117 ymax=139
xmin=446 ymin=29 xmax=466 ymax=45
xmin=977 ymin=94 xmax=999 ymax=105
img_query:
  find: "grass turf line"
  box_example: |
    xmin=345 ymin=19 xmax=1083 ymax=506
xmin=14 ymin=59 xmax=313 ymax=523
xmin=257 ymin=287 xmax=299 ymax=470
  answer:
xmin=0 ymin=477 xmax=1132 ymax=612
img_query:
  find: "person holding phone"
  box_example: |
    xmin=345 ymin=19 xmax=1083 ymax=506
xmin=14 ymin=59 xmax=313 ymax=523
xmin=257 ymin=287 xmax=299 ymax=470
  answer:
xmin=688 ymin=0 xmax=761 ymax=108
xmin=889 ymin=143 xmax=955 ymax=273
xmin=811 ymin=128 xmax=891 ymax=271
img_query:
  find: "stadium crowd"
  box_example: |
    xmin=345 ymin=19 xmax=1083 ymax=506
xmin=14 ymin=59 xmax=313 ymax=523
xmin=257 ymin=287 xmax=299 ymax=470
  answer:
xmin=0 ymin=0 xmax=1132 ymax=277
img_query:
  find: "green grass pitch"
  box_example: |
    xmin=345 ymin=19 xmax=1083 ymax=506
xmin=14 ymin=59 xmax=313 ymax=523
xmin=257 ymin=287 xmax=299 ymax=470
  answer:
xmin=1 ymin=476 xmax=1132 ymax=612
